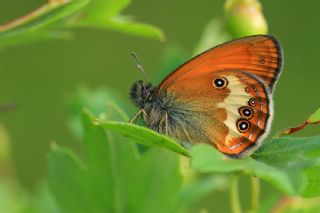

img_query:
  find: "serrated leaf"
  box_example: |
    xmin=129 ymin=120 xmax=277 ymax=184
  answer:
xmin=253 ymin=136 xmax=320 ymax=197
xmin=191 ymin=136 xmax=320 ymax=197
xmin=97 ymin=120 xmax=191 ymax=157
xmin=252 ymin=136 xmax=320 ymax=168
xmin=48 ymin=111 xmax=182 ymax=213
xmin=252 ymin=136 xmax=320 ymax=197
xmin=48 ymin=148 xmax=93 ymax=213
xmin=191 ymin=144 xmax=295 ymax=195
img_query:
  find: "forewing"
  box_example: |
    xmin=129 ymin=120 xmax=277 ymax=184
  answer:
xmin=159 ymin=35 xmax=283 ymax=93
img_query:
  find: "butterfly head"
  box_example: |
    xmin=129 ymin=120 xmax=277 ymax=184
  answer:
xmin=130 ymin=80 xmax=155 ymax=108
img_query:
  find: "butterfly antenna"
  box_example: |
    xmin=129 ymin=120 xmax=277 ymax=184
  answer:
xmin=131 ymin=52 xmax=149 ymax=83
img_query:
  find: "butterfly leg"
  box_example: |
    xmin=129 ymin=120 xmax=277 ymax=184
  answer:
xmin=129 ymin=108 xmax=143 ymax=123
xmin=142 ymin=109 xmax=148 ymax=119
xmin=165 ymin=112 xmax=168 ymax=136
xmin=158 ymin=112 xmax=168 ymax=135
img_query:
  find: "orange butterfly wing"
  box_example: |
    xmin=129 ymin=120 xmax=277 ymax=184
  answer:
xmin=159 ymin=35 xmax=282 ymax=92
xmin=157 ymin=35 xmax=283 ymax=157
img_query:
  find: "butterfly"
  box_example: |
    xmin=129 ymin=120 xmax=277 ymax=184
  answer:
xmin=129 ymin=35 xmax=283 ymax=158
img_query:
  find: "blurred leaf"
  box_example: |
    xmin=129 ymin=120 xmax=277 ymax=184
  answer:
xmin=154 ymin=46 xmax=187 ymax=85
xmin=103 ymin=16 xmax=165 ymax=41
xmin=270 ymin=197 xmax=320 ymax=213
xmin=0 ymin=178 xmax=59 ymax=213
xmin=191 ymin=144 xmax=294 ymax=194
xmin=83 ymin=0 xmax=129 ymax=20
xmin=279 ymin=107 xmax=320 ymax=136
xmin=301 ymin=166 xmax=320 ymax=197
xmin=0 ymin=0 xmax=89 ymax=47
xmin=76 ymin=14 xmax=165 ymax=41
xmin=33 ymin=184 xmax=61 ymax=213
xmin=0 ymin=30 xmax=72 ymax=48
xmin=179 ymin=175 xmax=228 ymax=204
xmin=48 ymin=111 xmax=182 ymax=213
xmin=0 ymin=0 xmax=164 ymax=48
xmin=308 ymin=108 xmax=320 ymax=123
xmin=192 ymin=136 xmax=320 ymax=197
xmin=76 ymin=0 xmax=165 ymax=41
xmin=48 ymin=147 xmax=94 ymax=213
xmin=193 ymin=18 xmax=231 ymax=55
xmin=97 ymin=120 xmax=191 ymax=157
xmin=68 ymin=86 xmax=127 ymax=139
xmin=0 ymin=0 xmax=89 ymax=34
xmin=256 ymin=194 xmax=281 ymax=213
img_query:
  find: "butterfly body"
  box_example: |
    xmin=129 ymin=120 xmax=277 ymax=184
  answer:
xmin=130 ymin=80 xmax=202 ymax=148
xmin=130 ymin=35 xmax=283 ymax=158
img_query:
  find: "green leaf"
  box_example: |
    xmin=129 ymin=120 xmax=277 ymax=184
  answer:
xmin=68 ymin=86 xmax=127 ymax=139
xmin=0 ymin=30 xmax=72 ymax=48
xmin=191 ymin=136 xmax=320 ymax=197
xmin=48 ymin=111 xmax=182 ymax=212
xmin=0 ymin=0 xmax=164 ymax=48
xmin=83 ymin=0 xmax=130 ymax=20
xmin=75 ymin=0 xmax=165 ymax=40
xmin=154 ymin=46 xmax=188 ymax=85
xmin=252 ymin=136 xmax=320 ymax=168
xmin=97 ymin=120 xmax=191 ymax=157
xmin=191 ymin=144 xmax=295 ymax=195
xmin=192 ymin=18 xmax=231 ymax=55
xmin=48 ymin=148 xmax=92 ymax=213
xmin=307 ymin=108 xmax=320 ymax=124
xmin=76 ymin=15 xmax=165 ymax=41
xmin=0 ymin=0 xmax=89 ymax=44
xmin=301 ymin=166 xmax=320 ymax=197
xmin=105 ymin=16 xmax=165 ymax=41
xmin=179 ymin=175 xmax=228 ymax=204
xmin=253 ymin=136 xmax=320 ymax=197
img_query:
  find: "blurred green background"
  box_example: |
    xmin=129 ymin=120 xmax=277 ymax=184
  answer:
xmin=0 ymin=0 xmax=320 ymax=212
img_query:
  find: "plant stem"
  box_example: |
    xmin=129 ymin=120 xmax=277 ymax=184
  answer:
xmin=0 ymin=0 xmax=70 ymax=32
xmin=230 ymin=174 xmax=242 ymax=213
xmin=250 ymin=176 xmax=260 ymax=212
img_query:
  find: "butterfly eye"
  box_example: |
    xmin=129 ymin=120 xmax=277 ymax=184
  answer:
xmin=239 ymin=107 xmax=254 ymax=119
xmin=237 ymin=119 xmax=251 ymax=133
xmin=213 ymin=77 xmax=228 ymax=89
xmin=142 ymin=90 xmax=149 ymax=97
xmin=249 ymin=98 xmax=256 ymax=107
